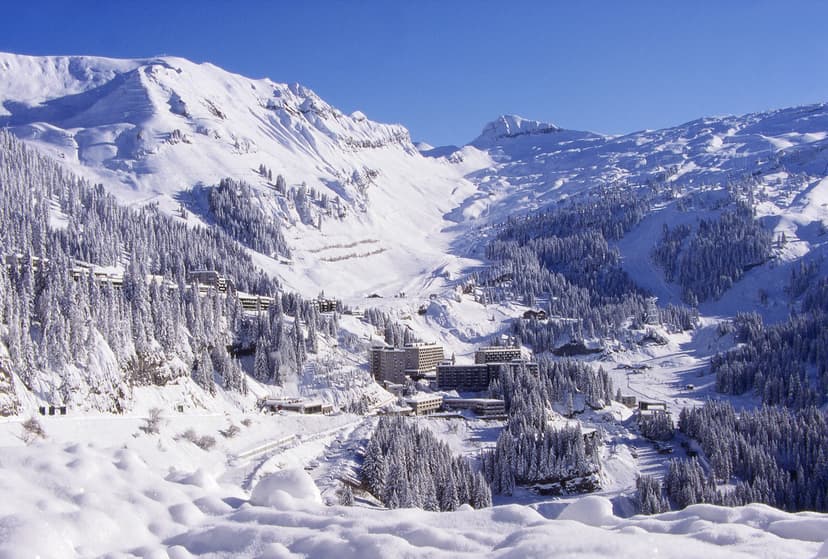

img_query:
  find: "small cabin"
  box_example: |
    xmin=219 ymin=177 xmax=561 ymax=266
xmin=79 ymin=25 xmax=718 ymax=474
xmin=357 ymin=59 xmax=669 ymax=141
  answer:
xmin=620 ymin=395 xmax=637 ymax=408
xmin=639 ymin=401 xmax=668 ymax=412
xmin=311 ymin=298 xmax=338 ymax=313
xmin=522 ymin=309 xmax=548 ymax=320
xmin=638 ymin=401 xmax=669 ymax=419
xmin=38 ymin=405 xmax=67 ymax=416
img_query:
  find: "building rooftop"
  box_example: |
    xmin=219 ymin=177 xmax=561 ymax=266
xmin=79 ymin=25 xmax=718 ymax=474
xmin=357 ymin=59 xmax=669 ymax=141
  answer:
xmin=443 ymin=397 xmax=504 ymax=404
xmin=404 ymin=393 xmax=443 ymax=403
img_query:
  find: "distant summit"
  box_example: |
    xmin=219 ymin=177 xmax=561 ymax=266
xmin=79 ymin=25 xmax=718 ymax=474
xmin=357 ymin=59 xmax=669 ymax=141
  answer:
xmin=483 ymin=114 xmax=560 ymax=137
xmin=471 ymin=114 xmax=602 ymax=148
xmin=472 ymin=114 xmax=561 ymax=145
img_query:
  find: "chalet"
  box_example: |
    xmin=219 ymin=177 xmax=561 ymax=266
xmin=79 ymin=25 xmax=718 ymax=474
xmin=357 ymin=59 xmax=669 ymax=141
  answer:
xmin=522 ymin=309 xmax=548 ymax=320
xmin=260 ymin=398 xmax=333 ymax=415
xmin=311 ymin=297 xmax=338 ymax=313
xmin=620 ymin=395 xmax=637 ymax=408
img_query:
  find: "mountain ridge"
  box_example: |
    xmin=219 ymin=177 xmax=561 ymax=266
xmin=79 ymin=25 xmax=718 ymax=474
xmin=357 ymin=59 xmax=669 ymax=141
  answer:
xmin=2 ymin=51 xmax=828 ymax=311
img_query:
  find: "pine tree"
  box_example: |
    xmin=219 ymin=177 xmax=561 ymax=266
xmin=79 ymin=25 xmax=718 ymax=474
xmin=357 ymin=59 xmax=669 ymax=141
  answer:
xmin=193 ymin=346 xmax=216 ymax=395
xmin=338 ymin=484 xmax=354 ymax=506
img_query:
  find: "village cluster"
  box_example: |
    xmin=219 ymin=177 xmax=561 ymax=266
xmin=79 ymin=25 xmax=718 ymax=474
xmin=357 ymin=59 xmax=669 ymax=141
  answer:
xmin=366 ymin=341 xmax=540 ymax=418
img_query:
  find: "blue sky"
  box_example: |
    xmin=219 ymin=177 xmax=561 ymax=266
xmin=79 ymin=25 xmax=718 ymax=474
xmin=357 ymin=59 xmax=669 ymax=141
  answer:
xmin=1 ymin=1 xmax=827 ymax=146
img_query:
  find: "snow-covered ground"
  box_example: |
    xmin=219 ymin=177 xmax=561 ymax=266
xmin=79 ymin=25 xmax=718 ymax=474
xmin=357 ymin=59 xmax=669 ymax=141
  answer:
xmin=1 ymin=412 xmax=826 ymax=558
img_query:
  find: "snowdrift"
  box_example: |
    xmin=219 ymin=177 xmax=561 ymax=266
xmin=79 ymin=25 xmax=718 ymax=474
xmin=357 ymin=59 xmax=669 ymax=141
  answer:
xmin=0 ymin=429 xmax=824 ymax=559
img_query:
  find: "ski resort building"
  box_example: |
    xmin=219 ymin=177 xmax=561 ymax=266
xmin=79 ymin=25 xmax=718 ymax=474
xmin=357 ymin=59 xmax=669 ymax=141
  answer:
xmin=505 ymin=358 xmax=539 ymax=376
xmin=310 ymin=297 xmax=338 ymax=313
xmin=442 ymin=398 xmax=506 ymax=417
xmin=620 ymin=395 xmax=637 ymax=408
xmin=638 ymin=401 xmax=669 ymax=417
xmin=38 ymin=405 xmax=67 ymax=416
xmin=645 ymin=296 xmax=660 ymax=325
xmin=436 ymin=358 xmax=538 ymax=391
xmin=186 ymin=270 xmax=235 ymax=292
xmin=404 ymin=393 xmax=443 ymax=415
xmin=369 ymin=345 xmax=408 ymax=384
xmin=436 ymin=362 xmax=491 ymax=391
xmin=237 ymin=292 xmax=274 ymax=312
xmin=370 ymin=342 xmax=445 ymax=384
xmin=474 ymin=345 xmax=523 ymax=364
xmin=404 ymin=343 xmax=445 ymax=376
xmin=260 ymin=398 xmax=333 ymax=415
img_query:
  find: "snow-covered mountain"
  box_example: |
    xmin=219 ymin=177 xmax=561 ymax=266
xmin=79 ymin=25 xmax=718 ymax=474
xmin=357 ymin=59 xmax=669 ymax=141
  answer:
xmin=0 ymin=53 xmax=415 ymax=198
xmin=4 ymin=51 xmax=828 ymax=405
xmin=453 ymin=103 xmax=828 ymax=224
xmin=4 ymin=52 xmax=827 ymax=311
xmin=446 ymin=104 xmax=828 ymax=321
xmin=0 ymin=52 xmax=478 ymax=298
xmin=2 ymin=51 xmax=828 ymax=558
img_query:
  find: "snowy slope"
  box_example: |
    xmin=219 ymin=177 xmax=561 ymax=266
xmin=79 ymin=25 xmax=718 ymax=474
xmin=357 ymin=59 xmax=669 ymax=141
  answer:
xmin=4 ymin=51 xmax=828 ymax=380
xmin=0 ymin=52 xmax=478 ymax=299
xmin=445 ymin=105 xmax=828 ymax=319
xmin=5 ymin=52 xmax=826 ymax=312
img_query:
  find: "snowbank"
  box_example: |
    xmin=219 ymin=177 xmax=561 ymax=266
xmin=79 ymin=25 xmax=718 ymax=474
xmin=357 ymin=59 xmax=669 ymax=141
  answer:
xmin=250 ymin=468 xmax=322 ymax=508
xmin=0 ymin=430 xmax=823 ymax=558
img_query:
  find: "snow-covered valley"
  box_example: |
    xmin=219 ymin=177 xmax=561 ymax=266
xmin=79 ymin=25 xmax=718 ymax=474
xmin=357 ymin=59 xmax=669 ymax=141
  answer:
xmin=1 ymin=52 xmax=828 ymax=557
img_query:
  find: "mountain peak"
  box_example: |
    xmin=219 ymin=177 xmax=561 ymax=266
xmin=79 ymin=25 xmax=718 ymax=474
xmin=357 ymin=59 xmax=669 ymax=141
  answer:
xmin=0 ymin=51 xmax=419 ymax=203
xmin=472 ymin=114 xmax=561 ymax=145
